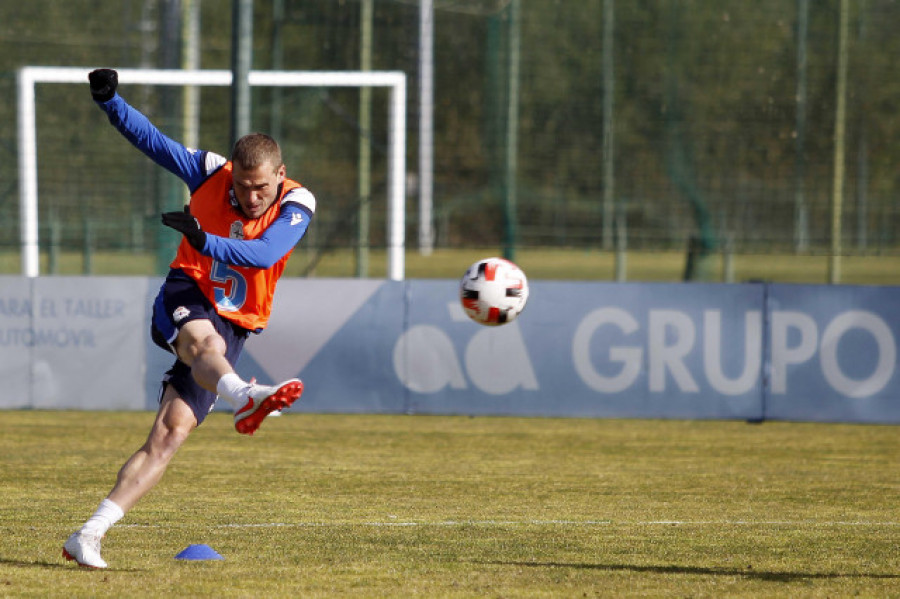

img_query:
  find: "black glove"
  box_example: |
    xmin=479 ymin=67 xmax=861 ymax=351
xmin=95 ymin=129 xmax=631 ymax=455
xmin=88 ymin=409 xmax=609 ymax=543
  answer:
xmin=88 ymin=68 xmax=118 ymax=102
xmin=162 ymin=207 xmax=207 ymax=251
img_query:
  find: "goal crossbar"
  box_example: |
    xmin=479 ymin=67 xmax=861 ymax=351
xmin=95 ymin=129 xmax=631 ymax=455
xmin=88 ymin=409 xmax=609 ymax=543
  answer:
xmin=17 ymin=66 xmax=407 ymax=279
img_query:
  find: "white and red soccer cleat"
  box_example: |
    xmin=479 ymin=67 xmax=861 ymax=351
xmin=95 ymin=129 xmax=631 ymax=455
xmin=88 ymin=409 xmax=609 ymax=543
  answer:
xmin=234 ymin=379 xmax=303 ymax=435
xmin=63 ymin=531 xmax=108 ymax=569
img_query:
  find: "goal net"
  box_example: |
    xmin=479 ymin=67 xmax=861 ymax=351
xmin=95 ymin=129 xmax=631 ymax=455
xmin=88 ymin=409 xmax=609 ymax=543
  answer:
xmin=16 ymin=67 xmax=407 ymax=279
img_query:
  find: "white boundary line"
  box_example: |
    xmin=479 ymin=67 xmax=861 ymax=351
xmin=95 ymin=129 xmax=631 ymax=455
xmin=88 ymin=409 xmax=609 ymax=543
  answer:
xmin=117 ymin=519 xmax=900 ymax=529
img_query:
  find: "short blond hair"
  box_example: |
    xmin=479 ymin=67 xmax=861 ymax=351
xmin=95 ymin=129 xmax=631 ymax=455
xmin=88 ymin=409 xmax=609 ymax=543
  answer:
xmin=231 ymin=133 xmax=283 ymax=172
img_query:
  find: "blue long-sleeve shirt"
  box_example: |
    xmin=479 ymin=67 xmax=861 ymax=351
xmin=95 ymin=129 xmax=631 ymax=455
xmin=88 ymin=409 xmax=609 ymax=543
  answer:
xmin=97 ymin=94 xmax=314 ymax=269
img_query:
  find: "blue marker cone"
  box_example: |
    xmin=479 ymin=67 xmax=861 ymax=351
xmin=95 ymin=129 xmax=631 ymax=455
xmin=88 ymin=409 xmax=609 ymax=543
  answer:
xmin=175 ymin=544 xmax=224 ymax=561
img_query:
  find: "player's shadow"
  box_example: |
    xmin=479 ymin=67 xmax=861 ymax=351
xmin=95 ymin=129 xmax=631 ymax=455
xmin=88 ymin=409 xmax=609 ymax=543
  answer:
xmin=0 ymin=556 xmax=142 ymax=573
xmin=475 ymin=560 xmax=900 ymax=583
xmin=0 ymin=556 xmax=70 ymax=570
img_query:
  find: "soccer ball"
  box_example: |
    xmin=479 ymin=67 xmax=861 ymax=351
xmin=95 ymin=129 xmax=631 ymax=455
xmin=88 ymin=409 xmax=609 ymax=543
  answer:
xmin=459 ymin=257 xmax=529 ymax=326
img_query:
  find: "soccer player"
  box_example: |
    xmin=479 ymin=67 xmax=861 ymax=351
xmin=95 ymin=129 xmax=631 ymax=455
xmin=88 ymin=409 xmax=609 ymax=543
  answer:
xmin=63 ymin=69 xmax=315 ymax=569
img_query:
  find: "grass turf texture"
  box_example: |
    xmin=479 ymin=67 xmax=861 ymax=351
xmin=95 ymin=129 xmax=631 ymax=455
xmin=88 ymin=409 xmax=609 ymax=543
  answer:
xmin=0 ymin=412 xmax=897 ymax=597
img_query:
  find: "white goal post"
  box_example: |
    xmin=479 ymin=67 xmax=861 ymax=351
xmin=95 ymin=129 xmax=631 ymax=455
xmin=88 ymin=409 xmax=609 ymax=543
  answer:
xmin=17 ymin=66 xmax=407 ymax=280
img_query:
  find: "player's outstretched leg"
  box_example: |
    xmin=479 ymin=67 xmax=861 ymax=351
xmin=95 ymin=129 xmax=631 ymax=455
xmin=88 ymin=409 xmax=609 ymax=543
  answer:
xmin=234 ymin=379 xmax=303 ymax=435
xmin=63 ymin=531 xmax=107 ymax=569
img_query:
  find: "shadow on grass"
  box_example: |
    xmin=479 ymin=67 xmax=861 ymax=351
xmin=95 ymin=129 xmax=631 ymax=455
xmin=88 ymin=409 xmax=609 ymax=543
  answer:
xmin=474 ymin=560 xmax=900 ymax=583
xmin=0 ymin=556 xmax=142 ymax=573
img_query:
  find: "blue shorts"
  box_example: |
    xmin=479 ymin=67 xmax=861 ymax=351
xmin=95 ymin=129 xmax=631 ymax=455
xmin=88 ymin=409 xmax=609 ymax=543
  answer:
xmin=151 ymin=270 xmax=250 ymax=425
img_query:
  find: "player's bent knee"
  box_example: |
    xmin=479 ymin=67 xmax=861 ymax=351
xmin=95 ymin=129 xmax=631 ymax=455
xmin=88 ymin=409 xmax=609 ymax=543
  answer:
xmin=175 ymin=320 xmax=227 ymax=364
xmin=196 ymin=333 xmax=227 ymax=358
xmin=150 ymin=418 xmax=193 ymax=457
xmin=180 ymin=332 xmax=227 ymax=364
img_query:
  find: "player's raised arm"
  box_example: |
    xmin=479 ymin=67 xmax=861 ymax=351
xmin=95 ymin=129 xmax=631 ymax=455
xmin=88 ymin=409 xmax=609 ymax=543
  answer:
xmin=88 ymin=68 xmax=208 ymax=192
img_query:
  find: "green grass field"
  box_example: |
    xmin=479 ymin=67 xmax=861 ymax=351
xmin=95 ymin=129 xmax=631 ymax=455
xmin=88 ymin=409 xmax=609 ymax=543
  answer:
xmin=4 ymin=248 xmax=900 ymax=285
xmin=0 ymin=411 xmax=896 ymax=597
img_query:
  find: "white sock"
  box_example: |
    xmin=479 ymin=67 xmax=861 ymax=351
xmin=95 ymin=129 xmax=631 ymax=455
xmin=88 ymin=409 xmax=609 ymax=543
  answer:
xmin=80 ymin=499 xmax=124 ymax=537
xmin=216 ymin=373 xmax=251 ymax=408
